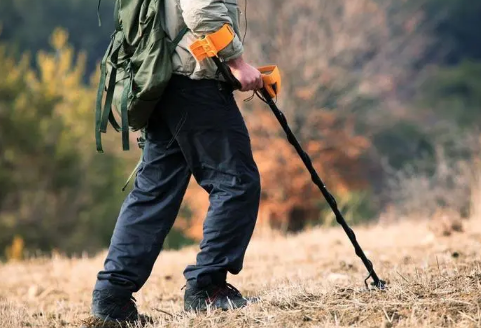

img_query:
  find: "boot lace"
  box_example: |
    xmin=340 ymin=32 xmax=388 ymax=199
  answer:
xmin=221 ymin=283 xmax=242 ymax=298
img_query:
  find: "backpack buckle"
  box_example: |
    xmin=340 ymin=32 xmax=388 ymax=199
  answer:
xmin=137 ymin=136 xmax=145 ymax=150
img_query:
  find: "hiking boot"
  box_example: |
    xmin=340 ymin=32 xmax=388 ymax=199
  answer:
xmin=184 ymin=282 xmax=256 ymax=312
xmin=80 ymin=290 xmax=139 ymax=328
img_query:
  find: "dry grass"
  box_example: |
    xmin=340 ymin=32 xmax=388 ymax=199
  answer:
xmin=2 ymin=218 xmax=481 ymax=327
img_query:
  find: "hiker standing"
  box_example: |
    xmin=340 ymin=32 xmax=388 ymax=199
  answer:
xmin=83 ymin=0 xmax=263 ymax=325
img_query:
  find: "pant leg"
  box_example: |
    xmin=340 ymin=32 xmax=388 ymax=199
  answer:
xmin=160 ymin=75 xmax=261 ymax=288
xmin=94 ymin=105 xmax=191 ymax=295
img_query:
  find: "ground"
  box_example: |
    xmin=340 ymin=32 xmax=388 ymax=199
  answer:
xmin=2 ymin=218 xmax=481 ymax=327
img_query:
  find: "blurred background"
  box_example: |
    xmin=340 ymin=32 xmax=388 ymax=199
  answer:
xmin=0 ymin=0 xmax=480 ymax=261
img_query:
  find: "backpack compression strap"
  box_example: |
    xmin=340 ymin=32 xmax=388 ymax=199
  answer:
xmin=99 ymin=39 xmax=122 ymax=135
xmin=95 ymin=33 xmax=122 ymax=153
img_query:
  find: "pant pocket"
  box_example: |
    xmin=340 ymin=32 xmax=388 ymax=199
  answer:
xmin=180 ymin=85 xmax=232 ymax=108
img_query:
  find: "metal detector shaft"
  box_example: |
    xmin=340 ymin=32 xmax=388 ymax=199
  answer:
xmin=212 ymin=57 xmax=243 ymax=90
xmin=259 ymin=88 xmax=383 ymax=288
xmin=214 ymin=59 xmax=384 ymax=289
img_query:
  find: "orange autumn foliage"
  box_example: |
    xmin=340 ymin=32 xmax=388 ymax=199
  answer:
xmin=176 ymin=104 xmax=370 ymax=240
xmin=251 ymin=107 xmax=370 ymax=231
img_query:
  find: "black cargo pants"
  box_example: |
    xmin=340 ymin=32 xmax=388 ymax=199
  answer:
xmin=94 ymin=75 xmax=261 ymax=296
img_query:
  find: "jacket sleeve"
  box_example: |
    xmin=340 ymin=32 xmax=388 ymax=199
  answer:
xmin=179 ymin=0 xmax=244 ymax=61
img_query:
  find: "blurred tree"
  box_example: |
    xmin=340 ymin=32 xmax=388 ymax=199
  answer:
xmin=0 ymin=0 xmax=114 ymax=74
xmin=0 ymin=30 xmax=126 ymax=257
xmin=250 ymin=108 xmax=372 ymax=231
xmin=423 ymin=0 xmax=481 ymax=65
xmin=422 ymin=61 xmax=481 ymax=129
xmin=230 ymin=0 xmax=431 ymax=230
xmin=413 ymin=0 xmax=481 ymax=134
xmin=2 ymin=0 xmax=477 ymax=254
xmin=0 ymin=29 xmax=195 ymax=258
xmin=372 ymin=120 xmax=434 ymax=171
xmin=379 ymin=0 xmax=481 ymax=218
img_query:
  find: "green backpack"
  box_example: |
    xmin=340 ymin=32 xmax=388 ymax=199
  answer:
xmin=95 ymin=0 xmax=187 ymax=153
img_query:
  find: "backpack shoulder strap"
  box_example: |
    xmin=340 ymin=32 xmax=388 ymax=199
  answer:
xmin=170 ymin=26 xmax=189 ymax=54
xmin=114 ymin=0 xmax=122 ymax=31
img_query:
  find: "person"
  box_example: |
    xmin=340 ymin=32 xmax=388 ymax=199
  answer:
xmin=83 ymin=0 xmax=263 ymax=326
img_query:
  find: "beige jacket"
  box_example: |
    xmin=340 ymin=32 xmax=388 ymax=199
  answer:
xmin=163 ymin=0 xmax=244 ymax=80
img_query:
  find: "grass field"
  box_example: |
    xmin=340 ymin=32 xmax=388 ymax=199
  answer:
xmin=2 ymin=218 xmax=481 ymax=327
